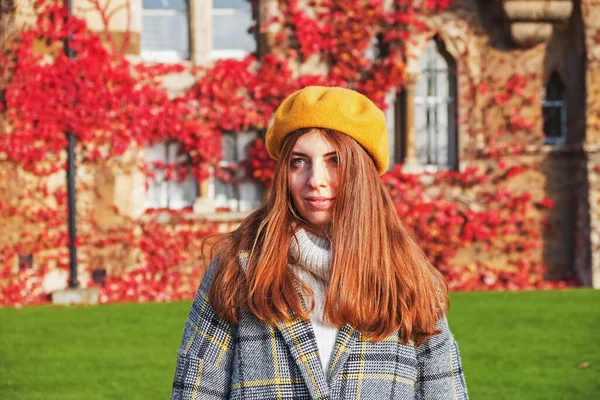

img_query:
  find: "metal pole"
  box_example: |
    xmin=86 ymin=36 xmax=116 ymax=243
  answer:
xmin=64 ymin=0 xmax=78 ymax=288
xmin=66 ymin=132 xmax=78 ymax=288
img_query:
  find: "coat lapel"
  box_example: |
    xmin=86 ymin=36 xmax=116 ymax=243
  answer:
xmin=326 ymin=323 xmax=359 ymax=385
xmin=276 ymin=317 xmax=330 ymax=400
xmin=241 ymin=251 xmax=332 ymax=399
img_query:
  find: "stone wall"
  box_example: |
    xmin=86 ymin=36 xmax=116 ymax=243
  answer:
xmin=2 ymin=0 xmax=599 ymax=287
xmin=392 ymin=0 xmax=588 ymax=282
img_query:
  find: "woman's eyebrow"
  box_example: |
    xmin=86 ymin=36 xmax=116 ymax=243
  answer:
xmin=291 ymin=151 xmax=337 ymax=157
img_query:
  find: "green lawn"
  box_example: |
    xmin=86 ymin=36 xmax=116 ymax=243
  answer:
xmin=0 ymin=290 xmax=598 ymax=400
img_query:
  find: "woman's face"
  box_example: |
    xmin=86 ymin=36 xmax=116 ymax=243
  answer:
xmin=288 ymin=129 xmax=339 ymax=232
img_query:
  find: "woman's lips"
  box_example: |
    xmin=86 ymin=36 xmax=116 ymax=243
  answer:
xmin=305 ymin=197 xmax=335 ymax=210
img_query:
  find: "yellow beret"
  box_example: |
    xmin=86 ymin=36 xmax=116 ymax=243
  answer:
xmin=266 ymin=86 xmax=389 ymax=174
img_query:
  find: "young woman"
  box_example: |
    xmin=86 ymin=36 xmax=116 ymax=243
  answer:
xmin=170 ymin=86 xmax=468 ymax=400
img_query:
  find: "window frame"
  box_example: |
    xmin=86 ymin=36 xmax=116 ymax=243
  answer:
xmin=394 ymin=36 xmax=459 ymax=171
xmin=542 ymin=72 xmax=568 ymax=147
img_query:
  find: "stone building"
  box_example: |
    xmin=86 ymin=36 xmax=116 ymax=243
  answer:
xmin=1 ymin=0 xmax=600 ymax=290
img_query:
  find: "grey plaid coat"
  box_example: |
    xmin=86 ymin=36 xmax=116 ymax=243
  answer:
xmin=170 ymin=258 xmax=468 ymax=400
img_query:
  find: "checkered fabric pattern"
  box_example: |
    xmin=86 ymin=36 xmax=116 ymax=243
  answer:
xmin=170 ymin=258 xmax=469 ymax=400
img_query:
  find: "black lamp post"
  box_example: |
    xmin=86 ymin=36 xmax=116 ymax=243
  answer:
xmin=64 ymin=0 xmax=78 ymax=289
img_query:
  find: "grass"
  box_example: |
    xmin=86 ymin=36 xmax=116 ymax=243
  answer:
xmin=449 ymin=289 xmax=600 ymax=399
xmin=0 ymin=289 xmax=598 ymax=400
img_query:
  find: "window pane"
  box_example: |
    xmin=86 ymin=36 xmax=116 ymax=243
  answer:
xmin=145 ymin=141 xmax=197 ymax=209
xmin=414 ymin=38 xmax=453 ymax=168
xmin=145 ymin=142 xmax=167 ymax=162
xmin=543 ymin=106 xmax=563 ymax=138
xmin=434 ymin=104 xmax=449 ymax=166
xmin=145 ymin=143 xmax=167 ymax=209
xmin=543 ymin=72 xmax=567 ymax=145
xmin=237 ymin=180 xmax=262 ymax=212
xmin=213 ymin=132 xmax=262 ymax=211
xmin=145 ymin=171 xmax=168 ymax=209
xmin=143 ymin=0 xmax=187 ymax=12
xmin=212 ymin=7 xmax=255 ymax=54
xmin=214 ymin=134 xmax=239 ymax=210
xmin=167 ymin=171 xmax=197 ymax=209
xmin=384 ymin=91 xmax=396 ymax=167
xmin=167 ymin=141 xmax=189 ymax=163
xmin=214 ymin=0 xmax=250 ymax=9
xmin=142 ymin=0 xmax=189 ymax=60
xmin=414 ymin=102 xmax=429 ymax=164
xmin=215 ymin=133 xmax=242 ymax=210
xmin=221 ymin=134 xmax=238 ymax=162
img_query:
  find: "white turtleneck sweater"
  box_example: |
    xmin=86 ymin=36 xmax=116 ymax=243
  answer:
xmin=289 ymin=228 xmax=339 ymax=374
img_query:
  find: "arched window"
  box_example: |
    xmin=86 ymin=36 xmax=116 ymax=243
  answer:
xmin=394 ymin=36 xmax=458 ymax=170
xmin=413 ymin=37 xmax=458 ymax=168
xmin=144 ymin=140 xmax=197 ymax=210
xmin=141 ymin=0 xmax=190 ymax=62
xmin=543 ymin=71 xmax=567 ymax=146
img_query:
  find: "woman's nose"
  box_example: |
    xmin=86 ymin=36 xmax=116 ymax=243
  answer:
xmin=308 ymin=162 xmax=328 ymax=188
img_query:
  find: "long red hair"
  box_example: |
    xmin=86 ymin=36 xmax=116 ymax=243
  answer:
xmin=209 ymin=128 xmax=448 ymax=344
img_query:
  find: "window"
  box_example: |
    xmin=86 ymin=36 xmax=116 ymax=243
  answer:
xmin=144 ymin=140 xmax=197 ymax=210
xmin=18 ymin=254 xmax=33 ymax=270
xmin=364 ymin=33 xmax=383 ymax=62
xmin=364 ymin=33 xmax=400 ymax=167
xmin=384 ymin=90 xmax=400 ymax=167
xmin=394 ymin=37 xmax=458 ymax=170
xmin=141 ymin=0 xmax=190 ymax=62
xmin=543 ymin=71 xmax=567 ymax=146
xmin=413 ymin=38 xmax=458 ymax=169
xmin=209 ymin=131 xmax=262 ymax=212
xmin=211 ymin=0 xmax=256 ymax=59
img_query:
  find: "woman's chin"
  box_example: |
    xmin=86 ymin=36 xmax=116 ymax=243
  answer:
xmin=302 ymin=215 xmax=332 ymax=231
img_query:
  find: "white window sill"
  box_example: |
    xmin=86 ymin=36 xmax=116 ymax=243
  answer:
xmin=392 ymin=162 xmax=457 ymax=175
xmin=140 ymin=51 xmax=189 ymax=64
xmin=209 ymin=50 xmax=252 ymax=60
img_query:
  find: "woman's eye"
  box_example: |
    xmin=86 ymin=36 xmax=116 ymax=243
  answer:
xmin=291 ymin=158 xmax=305 ymax=166
xmin=330 ymin=156 xmax=339 ymax=164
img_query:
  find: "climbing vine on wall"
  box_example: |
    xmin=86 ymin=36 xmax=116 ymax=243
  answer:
xmin=0 ymin=0 xmax=577 ymax=307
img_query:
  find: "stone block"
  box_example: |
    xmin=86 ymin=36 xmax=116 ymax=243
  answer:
xmin=74 ymin=0 xmax=142 ymax=33
xmin=52 ymin=287 xmax=100 ymax=306
xmin=511 ymin=22 xmax=554 ymax=47
xmin=503 ymin=1 xmax=573 ymax=21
